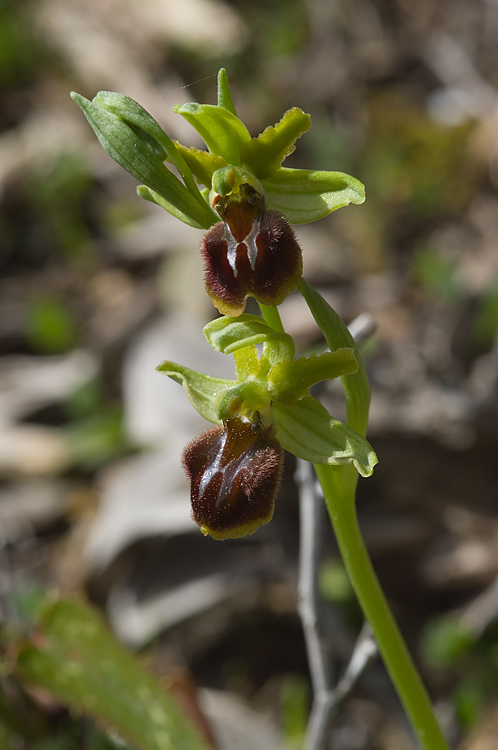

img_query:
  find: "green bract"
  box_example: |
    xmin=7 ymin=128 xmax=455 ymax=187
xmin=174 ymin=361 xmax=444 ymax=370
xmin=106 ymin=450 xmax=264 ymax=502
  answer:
xmin=157 ymin=315 xmax=377 ymax=478
xmin=72 ymin=69 xmax=365 ymax=228
xmin=273 ymin=398 xmax=376 ymax=477
xmin=70 ymin=91 xmax=218 ymax=230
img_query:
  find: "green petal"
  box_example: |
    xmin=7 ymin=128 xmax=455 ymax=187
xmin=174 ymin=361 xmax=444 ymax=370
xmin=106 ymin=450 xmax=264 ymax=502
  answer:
xmin=217 ymin=68 xmax=237 ymax=117
xmin=268 ymin=348 xmax=358 ymax=405
xmin=173 ymin=103 xmax=251 ymax=166
xmin=274 ymin=396 xmax=377 ymax=477
xmin=262 ymin=167 xmax=366 ymax=224
xmin=71 ymin=92 xmax=216 ymax=229
xmin=233 ymin=345 xmax=261 ymax=381
xmin=156 ymin=360 xmax=235 ymax=424
xmin=173 ymin=142 xmax=227 ymax=188
xmin=137 ymin=186 xmax=208 ymax=229
xmin=203 ymin=314 xmax=295 ymax=365
xmin=240 ymin=107 xmax=311 ymax=179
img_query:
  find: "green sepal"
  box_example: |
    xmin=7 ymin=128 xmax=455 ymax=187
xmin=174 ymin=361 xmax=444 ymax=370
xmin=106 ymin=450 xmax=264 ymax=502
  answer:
xmin=240 ymin=107 xmax=311 ymax=179
xmin=156 ymin=360 xmax=235 ymax=425
xmin=274 ymin=396 xmax=377 ymax=477
xmin=268 ymin=348 xmax=358 ymax=405
xmin=137 ymin=186 xmax=209 ymax=229
xmin=173 ymin=103 xmax=251 ymax=166
xmin=173 ymin=142 xmax=227 ymax=188
xmin=203 ymin=314 xmax=295 ymax=364
xmin=71 ymin=92 xmax=216 ymax=230
xmin=217 ymin=68 xmax=237 ymax=117
xmin=262 ymin=167 xmax=366 ymax=224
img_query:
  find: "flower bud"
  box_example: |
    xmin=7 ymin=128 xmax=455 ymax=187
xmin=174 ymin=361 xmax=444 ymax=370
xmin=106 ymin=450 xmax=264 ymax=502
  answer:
xmin=183 ymin=415 xmax=284 ymax=540
xmin=70 ymin=91 xmax=217 ymax=230
xmin=201 ymin=185 xmax=303 ymax=316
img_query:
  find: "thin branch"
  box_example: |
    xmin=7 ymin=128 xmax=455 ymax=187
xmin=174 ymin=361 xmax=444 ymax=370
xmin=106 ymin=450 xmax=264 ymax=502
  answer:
xmin=297 ymin=458 xmax=330 ymax=696
xmin=346 ymin=313 xmax=376 ymax=346
xmin=296 ymin=460 xmax=378 ymax=750
xmin=0 ymin=530 xmax=19 ymax=627
xmin=296 ymin=458 xmax=331 ymax=750
xmin=332 ymin=622 xmax=377 ymax=707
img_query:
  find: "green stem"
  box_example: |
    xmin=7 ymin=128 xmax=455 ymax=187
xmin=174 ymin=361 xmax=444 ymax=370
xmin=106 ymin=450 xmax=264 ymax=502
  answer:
xmin=297 ymin=278 xmax=449 ymax=748
xmin=315 ymin=464 xmax=450 ymax=750
xmin=258 ymin=303 xmax=284 ymax=333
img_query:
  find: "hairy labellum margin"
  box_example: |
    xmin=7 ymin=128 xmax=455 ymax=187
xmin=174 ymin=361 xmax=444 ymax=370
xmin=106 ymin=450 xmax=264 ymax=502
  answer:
xmin=182 ymin=415 xmax=284 ymax=540
xmin=201 ymin=186 xmax=302 ymax=316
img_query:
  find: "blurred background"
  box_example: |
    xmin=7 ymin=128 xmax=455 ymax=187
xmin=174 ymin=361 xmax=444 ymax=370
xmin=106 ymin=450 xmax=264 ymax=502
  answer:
xmin=1 ymin=0 xmax=498 ymax=747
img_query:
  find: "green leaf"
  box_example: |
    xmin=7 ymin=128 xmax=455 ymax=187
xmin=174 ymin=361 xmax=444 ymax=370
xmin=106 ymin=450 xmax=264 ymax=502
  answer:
xmin=240 ymin=108 xmax=311 ymax=179
xmin=420 ymin=617 xmax=474 ymax=668
xmin=453 ymin=681 xmax=483 ymax=731
xmin=268 ymin=348 xmax=358 ymax=405
xmin=26 ymin=296 xmax=78 ymax=354
xmin=172 ymin=142 xmax=226 ymax=188
xmin=319 ymin=558 xmax=354 ymax=603
xmin=173 ymin=103 xmax=251 ymax=166
xmin=217 ymin=68 xmax=237 ymax=117
xmin=137 ymin=186 xmax=210 ymax=229
xmin=203 ymin=314 xmax=295 ymax=364
xmin=15 ymin=597 xmax=212 ymax=750
xmin=65 ymin=408 xmax=125 ymax=470
xmin=280 ymin=675 xmax=309 ymax=750
xmin=262 ymin=167 xmax=365 ymax=224
xmin=274 ymin=396 xmax=377 ymax=477
xmin=0 ymin=718 xmax=20 ymax=749
xmin=474 ymin=283 xmax=498 ymax=347
xmin=71 ymin=93 xmax=215 ymax=230
xmin=156 ymin=360 xmax=234 ymax=424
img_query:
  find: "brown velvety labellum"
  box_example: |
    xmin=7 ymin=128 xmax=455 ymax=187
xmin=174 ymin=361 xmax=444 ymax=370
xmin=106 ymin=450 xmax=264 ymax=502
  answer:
xmin=182 ymin=416 xmax=284 ymax=540
xmin=201 ymin=208 xmax=303 ymax=317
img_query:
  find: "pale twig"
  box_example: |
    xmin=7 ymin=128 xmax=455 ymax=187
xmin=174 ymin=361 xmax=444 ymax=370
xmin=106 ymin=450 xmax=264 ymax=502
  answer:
xmin=0 ymin=530 xmax=19 ymax=626
xmin=460 ymin=575 xmax=498 ymax=638
xmin=331 ymin=622 xmax=377 ymax=706
xmin=310 ymin=622 xmax=377 ymax=748
xmin=296 ymin=457 xmax=331 ymax=750
xmin=297 ymin=457 xmax=330 ymax=697
xmin=296 ymin=462 xmax=378 ymax=750
xmin=346 ymin=313 xmax=376 ymax=345
xmin=297 ymin=313 xmax=377 ymax=750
